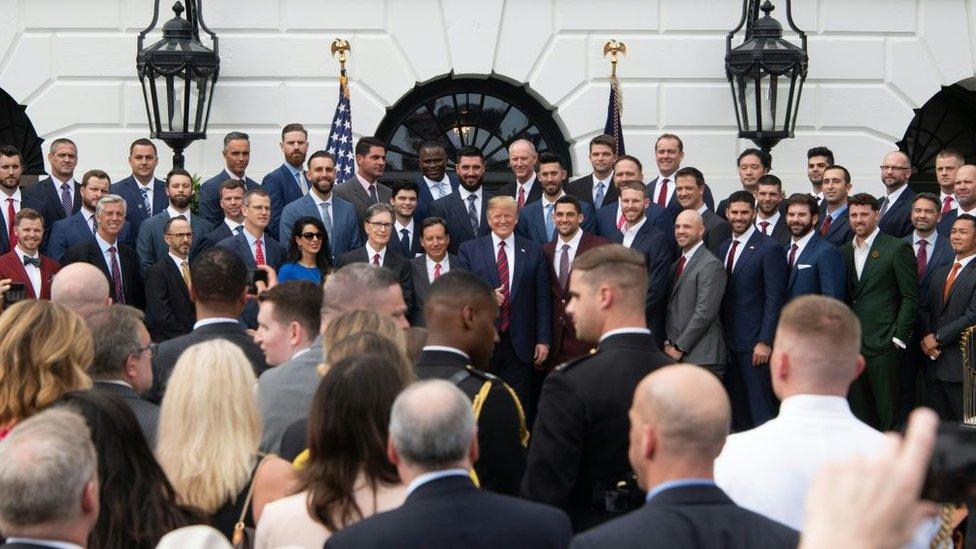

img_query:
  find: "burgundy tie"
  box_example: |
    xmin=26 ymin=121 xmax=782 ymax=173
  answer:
xmin=675 ymin=254 xmax=687 ymax=279
xmin=108 ymin=246 xmax=124 ymax=305
xmin=819 ymin=214 xmax=833 ymax=237
xmin=943 ymin=196 xmax=954 ymax=214
xmin=760 ymin=221 xmax=770 ymax=235
xmin=788 ymin=243 xmax=799 ymax=268
xmin=372 ymin=253 xmax=381 ymax=266
xmin=656 ymin=178 xmax=669 ymax=207
xmin=517 ymin=186 xmax=526 ymax=210
xmin=916 ymin=239 xmax=928 ymax=279
xmin=433 ymin=262 xmax=442 ymax=279
xmin=497 ymin=241 xmax=510 ymax=332
xmin=726 ymin=240 xmax=740 ymax=275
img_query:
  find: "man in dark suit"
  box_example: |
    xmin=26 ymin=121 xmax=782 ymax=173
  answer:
xmin=387 ymin=180 xmax=424 ymax=258
xmin=23 ymin=138 xmax=81 ymax=231
xmin=516 ymin=152 xmax=596 ymax=245
xmin=278 ymin=150 xmax=360 ymax=261
xmin=647 ymin=133 xmax=714 ymax=218
xmin=333 ymin=136 xmax=392 ymax=234
xmin=497 ymin=138 xmax=542 ymax=209
xmin=755 ymin=175 xmax=791 ymax=245
xmin=571 ymin=364 xmax=800 ymax=548
xmin=938 ymin=164 xmax=976 ymax=235
xmin=818 ymin=164 xmax=856 ymax=247
xmin=594 ymin=155 xmax=675 ymax=246
xmin=664 ymin=210 xmax=727 ymax=377
xmin=612 ymin=181 xmax=673 ymax=346
xmin=409 ymin=217 xmax=458 ymax=327
xmin=110 ymin=138 xmax=167 ymax=235
xmin=877 ymin=150 xmax=917 ymax=238
xmin=415 ymin=271 xmax=528 ymax=495
xmin=842 ymin=193 xmax=918 ymax=430
xmin=806 ymin=146 xmax=834 ymax=207
xmin=919 ymin=214 xmax=976 ymax=421
xmin=544 ymin=196 xmax=609 ymax=365
xmin=673 ymin=166 xmax=730 ymax=255
xmin=717 ymin=148 xmax=772 ymax=219
xmin=0 ymin=208 xmax=60 ymax=300
xmin=61 ymin=194 xmax=144 ymax=309
xmin=148 ymin=247 xmax=269 ymax=403
xmin=0 ymin=409 xmax=100 ymax=549
xmin=0 ymin=145 xmax=54 ymax=255
xmin=718 ymin=191 xmax=788 ymax=430
xmin=144 ymin=216 xmax=196 ymax=342
xmin=458 ymin=195 xmax=551 ymax=417
xmin=197 ymin=132 xmax=261 ymax=227
xmin=784 ymin=193 xmax=845 ymax=301
xmin=523 ymin=244 xmax=673 ymax=531
xmin=326 ymin=380 xmax=571 ymax=549
xmin=86 ymin=305 xmax=159 ymax=446
xmin=338 ymin=202 xmax=414 ymax=310
xmin=135 ymin=168 xmax=211 ymax=276
xmin=48 ymin=169 xmax=134 ymax=262
xmin=430 ymin=146 xmax=493 ymax=253
xmin=566 ymin=134 xmax=619 ymax=210
xmin=414 ymin=140 xmax=459 ymax=221
xmin=216 ymin=189 xmax=286 ymax=271
xmin=262 ymin=123 xmax=309 ymax=238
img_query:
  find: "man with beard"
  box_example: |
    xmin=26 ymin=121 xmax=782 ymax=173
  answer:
xmin=674 ymin=167 xmax=730 ymax=255
xmin=754 ymin=175 xmax=790 ymax=245
xmin=48 ymin=169 xmax=135 ymax=262
xmin=430 ymin=146 xmax=493 ymax=253
xmin=876 ymin=150 xmax=917 ymax=238
xmin=263 ymin=124 xmax=311 ymax=238
xmin=0 ymin=145 xmax=52 ymax=255
xmin=818 ymin=165 xmax=856 ymax=247
xmin=806 ymin=146 xmax=833 ymax=207
xmin=517 ymin=152 xmax=595 ymax=244
xmin=0 ymin=208 xmax=60 ymax=300
xmin=717 ymin=149 xmax=772 ymax=219
xmin=136 ymin=168 xmax=212 ymax=276
xmin=198 ymin=132 xmax=261 ymax=226
xmin=935 ymin=149 xmax=964 ymax=214
xmin=595 ymin=155 xmax=675 ymax=246
xmin=414 ymin=141 xmax=459 ymax=221
xmin=280 ymin=150 xmax=360 ymax=262
xmin=783 ymin=193 xmax=844 ymax=302
xmin=144 ymin=215 xmax=196 ymax=341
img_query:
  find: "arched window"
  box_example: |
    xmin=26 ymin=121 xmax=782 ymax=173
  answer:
xmin=0 ymin=87 xmax=44 ymax=175
xmin=898 ymin=82 xmax=976 ymax=186
xmin=375 ymin=76 xmax=571 ymax=186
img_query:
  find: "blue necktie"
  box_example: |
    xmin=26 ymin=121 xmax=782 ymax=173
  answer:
xmin=544 ymin=203 xmax=555 ymax=240
xmin=400 ymin=228 xmax=410 ymax=253
xmin=594 ymin=182 xmax=606 ymax=210
xmin=139 ymin=187 xmax=151 ymax=216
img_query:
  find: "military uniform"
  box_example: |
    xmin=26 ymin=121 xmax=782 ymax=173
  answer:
xmin=521 ymin=330 xmax=673 ymax=532
xmin=414 ymin=347 xmax=528 ymax=496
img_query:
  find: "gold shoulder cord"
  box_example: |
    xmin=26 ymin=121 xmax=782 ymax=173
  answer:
xmin=929 ymin=503 xmax=955 ymax=549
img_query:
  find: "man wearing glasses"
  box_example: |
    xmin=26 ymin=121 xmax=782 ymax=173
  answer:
xmin=338 ymin=202 xmax=414 ymax=313
xmin=144 ymin=215 xmax=196 ymax=341
xmin=877 ymin=151 xmax=917 ymax=238
xmin=135 ymin=168 xmax=212 ymax=277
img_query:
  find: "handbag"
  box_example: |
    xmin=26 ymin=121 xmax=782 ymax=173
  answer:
xmin=231 ymin=453 xmax=272 ymax=549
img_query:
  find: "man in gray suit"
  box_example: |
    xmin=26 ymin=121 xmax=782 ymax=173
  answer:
xmin=664 ymin=210 xmax=728 ymax=378
xmin=410 ymin=217 xmax=459 ymax=327
xmin=136 ymin=168 xmax=211 ymax=276
xmin=85 ymin=305 xmax=159 ymax=447
xmin=674 ymin=167 xmax=730 ymax=255
xmin=254 ymin=280 xmax=324 ymax=453
xmin=333 ymin=137 xmax=392 ymax=239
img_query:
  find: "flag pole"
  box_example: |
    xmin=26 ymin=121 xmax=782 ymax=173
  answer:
xmin=603 ymin=39 xmax=627 ymax=155
xmin=331 ymin=38 xmax=351 ymax=95
xmin=327 ymin=38 xmax=355 ymax=180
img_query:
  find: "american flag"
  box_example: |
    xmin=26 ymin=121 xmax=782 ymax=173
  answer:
xmin=326 ymin=82 xmax=355 ymax=180
xmin=604 ymin=73 xmax=625 ymax=155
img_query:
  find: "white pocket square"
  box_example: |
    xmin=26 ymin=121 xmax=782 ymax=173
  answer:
xmin=797 ymin=264 xmax=812 ymax=270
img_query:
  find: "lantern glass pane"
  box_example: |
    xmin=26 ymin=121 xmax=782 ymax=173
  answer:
xmin=192 ymin=72 xmax=211 ymax=133
xmin=769 ymin=72 xmax=796 ymax=133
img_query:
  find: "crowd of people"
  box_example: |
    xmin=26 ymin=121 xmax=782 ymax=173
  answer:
xmin=0 ymin=125 xmax=970 ymax=548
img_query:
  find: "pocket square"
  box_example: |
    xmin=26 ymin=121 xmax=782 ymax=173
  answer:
xmin=797 ymin=264 xmax=812 ymax=270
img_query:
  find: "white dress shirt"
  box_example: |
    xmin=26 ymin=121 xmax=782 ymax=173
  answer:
xmin=395 ymin=218 xmax=415 ymax=251
xmin=167 ymin=205 xmax=191 ymax=223
xmin=94 ymin=232 xmax=123 ymax=281
xmin=714 ymin=394 xmax=939 ymax=547
xmin=555 ymin=228 xmax=584 ymax=276
xmin=458 ymin=186 xmax=483 ymax=221
xmin=725 ymin=224 xmax=756 ymax=272
xmin=755 ymin=211 xmax=780 ymax=235
xmin=224 ymin=218 xmax=243 ymax=234
xmin=789 ymin=230 xmax=815 ymax=264
xmin=193 ymin=317 xmax=238 ymax=330
xmin=880 ymin=183 xmax=908 ymax=216
xmin=912 ymin=231 xmax=937 ymax=259
xmin=138 ymin=179 xmax=156 ymax=212
xmin=490 ymin=232 xmax=516 ymax=289
xmin=405 ymin=468 xmax=470 ymax=497
xmin=421 ymin=345 xmax=468 ymax=360
xmin=169 ymin=252 xmax=190 ymax=274
xmin=621 ymin=215 xmax=647 ymax=248
xmin=51 ymin=174 xmax=77 ymax=209
xmin=365 ymin=242 xmax=387 ymax=265
xmin=0 ymin=188 xmax=22 ymax=231
xmin=950 ymin=252 xmax=976 ymax=272
xmin=651 ymin=173 xmax=676 ymax=206
xmin=680 ymin=240 xmax=704 ymax=263
xmin=592 ymin=173 xmax=613 ymax=203
xmin=243 ymin=229 xmax=266 ymax=263
xmin=852 ymin=226 xmax=881 ymax=279
xmin=423 ymin=174 xmax=453 ymax=200
xmin=516 ymin=173 xmax=537 ymax=202
xmin=696 ymin=203 xmax=709 ymax=215
xmin=940 ymin=192 xmax=957 ymax=211
xmin=16 ymin=244 xmax=41 ymax=297
xmin=3 ymin=538 xmax=82 ymax=549
xmin=81 ymin=206 xmax=97 ymax=233
xmin=425 ymin=254 xmax=450 ymax=283
xmin=599 ymin=327 xmax=651 ymax=343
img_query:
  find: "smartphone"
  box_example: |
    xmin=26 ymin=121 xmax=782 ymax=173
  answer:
xmin=921 ymin=422 xmax=976 ymax=503
xmin=2 ymin=282 xmax=26 ymax=307
xmin=245 ymin=269 xmax=269 ymax=295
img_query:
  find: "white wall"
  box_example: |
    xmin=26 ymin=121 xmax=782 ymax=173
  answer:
xmin=1 ymin=0 xmax=974 ymax=198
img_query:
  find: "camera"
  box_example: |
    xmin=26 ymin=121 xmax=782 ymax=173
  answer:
xmin=245 ymin=268 xmax=269 ymax=295
xmin=921 ymin=422 xmax=976 ymax=504
xmin=2 ymin=282 xmax=27 ymax=308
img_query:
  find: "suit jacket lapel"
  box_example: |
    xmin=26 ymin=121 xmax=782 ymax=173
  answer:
xmin=510 ymin=240 xmax=526 ymax=299
xmin=857 ymin=236 xmax=884 ymax=288
xmin=731 ymin=232 xmax=761 ymax=278
xmin=673 ymin=245 xmax=703 ymax=292
xmin=166 ymin=257 xmax=192 ymax=301
xmin=789 ymin=237 xmax=816 ymax=288
xmin=482 ymin=238 xmax=501 ymax=288
xmin=944 ymin=261 xmax=976 ymax=310
xmin=236 ymin=232 xmax=257 ymax=268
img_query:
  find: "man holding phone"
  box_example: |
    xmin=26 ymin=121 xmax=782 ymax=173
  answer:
xmin=0 ymin=208 xmax=60 ymax=302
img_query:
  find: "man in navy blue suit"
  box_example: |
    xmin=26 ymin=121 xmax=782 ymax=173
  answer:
xmin=718 ymin=190 xmax=788 ymax=430
xmin=595 ymin=155 xmax=675 ymax=246
xmin=430 ymin=146 xmax=493 ymax=254
xmin=818 ymin=165 xmax=856 ymax=248
xmin=262 ymin=123 xmax=309 ymax=238
xmin=566 ymin=134 xmax=618 ymax=210
xmin=0 ymin=145 xmax=53 ymax=255
xmin=516 ymin=152 xmax=595 ymax=245
xmin=196 ymin=179 xmax=246 ymax=253
xmin=877 ymin=150 xmax=917 ymax=238
xmin=23 ymin=138 xmax=82 ymax=231
xmin=198 ymin=132 xmax=261 ymax=226
xmin=716 ymin=148 xmax=772 ymax=220
xmin=110 ymin=138 xmax=167 ymax=236
xmin=755 ymin=175 xmax=791 ymax=245
xmin=647 ymin=133 xmax=714 ymax=218
xmin=217 ymin=189 xmax=285 ymax=270
xmin=49 ymin=169 xmax=111 ymax=262
xmin=279 ymin=150 xmax=359 ymax=262
xmin=414 ymin=141 xmax=459 ymax=221
xmin=674 ymin=167 xmax=730 ymax=255
xmin=612 ymin=180 xmax=673 ymax=347
xmin=136 ymin=168 xmax=212 ymax=276
xmin=498 ymin=139 xmax=542 ymax=209
xmin=458 ymin=195 xmax=551 ymax=416
xmin=783 ymin=193 xmax=844 ymax=302
xmin=387 ymin=180 xmax=424 ymax=258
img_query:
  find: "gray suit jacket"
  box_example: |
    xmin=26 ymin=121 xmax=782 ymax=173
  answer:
xmin=93 ymin=381 xmax=160 ymax=448
xmin=665 ymin=244 xmax=728 ymax=365
xmin=409 ymin=253 xmax=459 ymax=327
xmin=702 ymin=209 xmax=732 ymax=256
xmin=334 ymin=178 xmax=392 ymax=240
xmin=257 ymin=338 xmax=323 ymax=453
xmin=135 ymin=210 xmax=212 ymax=276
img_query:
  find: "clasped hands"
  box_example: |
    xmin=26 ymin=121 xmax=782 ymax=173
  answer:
xmin=920 ymin=334 xmax=941 ymax=360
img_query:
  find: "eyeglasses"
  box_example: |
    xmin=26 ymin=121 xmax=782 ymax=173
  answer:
xmin=136 ymin=342 xmax=158 ymax=359
xmin=880 ymin=165 xmax=911 ymax=171
xmin=165 ymin=232 xmax=193 ymax=239
xmin=301 ymin=232 xmax=324 ymax=240
xmin=368 ymin=222 xmax=394 ymax=230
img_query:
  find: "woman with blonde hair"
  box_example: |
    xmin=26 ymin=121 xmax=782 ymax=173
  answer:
xmin=0 ymin=300 xmax=92 ymax=439
xmin=157 ymin=339 xmax=296 ymax=541
xmin=319 ymin=309 xmax=407 ymax=375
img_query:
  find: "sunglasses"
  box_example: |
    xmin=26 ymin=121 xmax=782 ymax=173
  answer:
xmin=301 ymin=232 xmax=324 ymax=240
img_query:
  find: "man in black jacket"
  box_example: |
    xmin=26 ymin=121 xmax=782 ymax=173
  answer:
xmin=144 ymin=215 xmax=195 ymax=341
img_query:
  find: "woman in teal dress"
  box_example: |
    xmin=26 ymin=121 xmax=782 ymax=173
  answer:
xmin=278 ymin=216 xmax=333 ymax=283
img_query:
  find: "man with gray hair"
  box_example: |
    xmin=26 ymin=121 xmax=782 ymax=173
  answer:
xmin=499 ymin=139 xmax=541 ymax=209
xmin=337 ymin=202 xmax=414 ymax=313
xmin=326 ymin=380 xmax=572 ymax=548
xmin=51 ymin=262 xmax=112 ymax=317
xmin=86 ymin=304 xmax=159 ymax=446
xmin=320 ymin=262 xmax=409 ymax=330
xmin=198 ymin=131 xmax=261 ymax=226
xmin=0 ymin=408 xmax=100 ymax=548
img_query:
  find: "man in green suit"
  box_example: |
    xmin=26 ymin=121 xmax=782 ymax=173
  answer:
xmin=842 ymin=193 xmax=918 ymax=430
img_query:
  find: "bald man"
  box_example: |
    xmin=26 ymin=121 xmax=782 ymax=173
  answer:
xmin=937 ymin=164 xmax=976 ymax=235
xmin=51 ymin=261 xmax=111 ymax=317
xmin=571 ymin=365 xmax=799 ymax=548
xmin=714 ymin=295 xmax=939 ymax=545
xmin=877 ymin=150 xmax=917 ymax=238
xmin=499 ymin=139 xmax=541 ymax=208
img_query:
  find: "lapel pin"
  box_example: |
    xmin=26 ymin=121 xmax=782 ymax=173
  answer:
xmin=748 ymin=245 xmax=755 ymax=250
xmin=871 ymin=250 xmax=880 ymax=258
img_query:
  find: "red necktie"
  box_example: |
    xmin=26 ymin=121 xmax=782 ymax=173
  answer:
xmin=6 ymin=198 xmax=16 ymax=249
xmin=916 ymin=239 xmax=928 ymax=279
xmin=760 ymin=221 xmax=770 ymax=235
xmin=433 ymin=262 xmax=442 ymax=279
xmin=788 ymin=243 xmax=798 ymax=268
xmin=517 ymin=186 xmax=526 ymax=210
xmin=944 ymin=261 xmax=963 ymax=302
xmin=372 ymin=253 xmax=381 ymax=266
xmin=656 ymin=178 xmax=669 ymax=207
xmin=617 ymin=210 xmax=626 ymax=230
xmin=943 ymin=196 xmax=954 ymax=214
xmin=675 ymin=254 xmax=686 ymax=279
xmin=819 ymin=214 xmax=833 ymax=237
xmin=496 ymin=241 xmax=510 ymax=332
xmin=726 ymin=240 xmax=740 ymax=275
xmin=254 ymin=239 xmax=266 ymax=266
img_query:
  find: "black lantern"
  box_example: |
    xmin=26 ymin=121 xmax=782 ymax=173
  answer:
xmin=137 ymin=0 xmax=219 ymax=169
xmin=726 ymin=0 xmax=808 ymax=153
